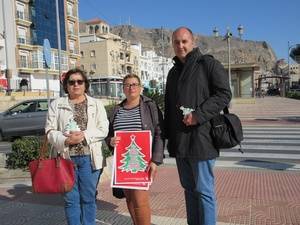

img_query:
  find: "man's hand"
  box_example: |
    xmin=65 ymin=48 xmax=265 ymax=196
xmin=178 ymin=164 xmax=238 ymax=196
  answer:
xmin=182 ymin=112 xmax=198 ymax=126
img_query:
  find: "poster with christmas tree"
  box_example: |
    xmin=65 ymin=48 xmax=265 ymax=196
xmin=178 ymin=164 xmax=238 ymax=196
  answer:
xmin=112 ymin=130 xmax=152 ymax=188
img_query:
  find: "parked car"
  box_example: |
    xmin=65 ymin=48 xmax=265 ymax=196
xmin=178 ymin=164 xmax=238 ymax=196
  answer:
xmin=0 ymin=99 xmax=50 ymax=141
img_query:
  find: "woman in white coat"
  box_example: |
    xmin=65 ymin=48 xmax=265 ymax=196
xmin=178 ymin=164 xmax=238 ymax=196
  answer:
xmin=45 ymin=68 xmax=109 ymax=225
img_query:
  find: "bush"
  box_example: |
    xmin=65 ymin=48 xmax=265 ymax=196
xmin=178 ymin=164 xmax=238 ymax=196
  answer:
xmin=143 ymin=91 xmax=165 ymax=112
xmin=6 ymin=137 xmax=42 ymax=169
xmin=287 ymin=91 xmax=300 ymax=100
xmin=102 ymin=141 xmax=112 ymax=158
xmin=105 ymin=101 xmax=118 ymax=116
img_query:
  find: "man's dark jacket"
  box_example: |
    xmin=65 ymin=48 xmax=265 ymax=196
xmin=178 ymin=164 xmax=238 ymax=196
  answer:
xmin=164 ymin=48 xmax=232 ymax=160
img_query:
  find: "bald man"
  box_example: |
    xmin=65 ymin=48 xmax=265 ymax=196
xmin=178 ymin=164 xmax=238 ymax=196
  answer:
xmin=164 ymin=27 xmax=232 ymax=225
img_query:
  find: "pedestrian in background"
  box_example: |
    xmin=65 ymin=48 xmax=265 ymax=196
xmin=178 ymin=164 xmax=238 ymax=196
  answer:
xmin=106 ymin=74 xmax=164 ymax=225
xmin=164 ymin=27 xmax=232 ymax=225
xmin=45 ymin=68 xmax=109 ymax=225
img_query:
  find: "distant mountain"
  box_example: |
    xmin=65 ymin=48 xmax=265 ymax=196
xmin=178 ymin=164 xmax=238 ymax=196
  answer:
xmin=111 ymin=25 xmax=277 ymax=70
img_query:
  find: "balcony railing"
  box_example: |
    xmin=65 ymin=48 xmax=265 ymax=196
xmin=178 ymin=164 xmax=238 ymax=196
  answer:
xmin=16 ymin=11 xmax=31 ymax=21
xmin=69 ymin=48 xmax=79 ymax=54
xmin=17 ymin=35 xmax=32 ymax=45
xmin=18 ymin=59 xmax=32 ymax=68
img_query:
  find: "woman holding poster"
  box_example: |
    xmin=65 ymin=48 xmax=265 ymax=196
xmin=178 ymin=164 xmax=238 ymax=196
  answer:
xmin=106 ymin=74 xmax=164 ymax=225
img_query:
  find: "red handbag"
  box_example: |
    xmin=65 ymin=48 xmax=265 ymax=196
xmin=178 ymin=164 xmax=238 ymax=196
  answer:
xmin=29 ymin=136 xmax=75 ymax=194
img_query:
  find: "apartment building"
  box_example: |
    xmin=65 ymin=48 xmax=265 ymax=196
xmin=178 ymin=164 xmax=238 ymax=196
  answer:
xmin=0 ymin=0 xmax=80 ymax=94
xmin=140 ymin=49 xmax=173 ymax=92
xmin=79 ymin=18 xmax=140 ymax=78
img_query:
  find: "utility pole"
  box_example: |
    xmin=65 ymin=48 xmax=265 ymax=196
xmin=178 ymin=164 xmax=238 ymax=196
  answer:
xmin=55 ymin=0 xmax=63 ymax=96
xmin=1 ymin=0 xmax=11 ymax=93
xmin=225 ymin=27 xmax=232 ymax=92
xmin=161 ymin=26 xmax=165 ymax=93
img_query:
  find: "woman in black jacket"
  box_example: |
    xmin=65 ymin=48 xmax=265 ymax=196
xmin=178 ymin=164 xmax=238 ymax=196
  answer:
xmin=105 ymin=74 xmax=164 ymax=225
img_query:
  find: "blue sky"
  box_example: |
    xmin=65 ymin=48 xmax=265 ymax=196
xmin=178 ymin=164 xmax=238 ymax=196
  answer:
xmin=79 ymin=0 xmax=300 ymax=62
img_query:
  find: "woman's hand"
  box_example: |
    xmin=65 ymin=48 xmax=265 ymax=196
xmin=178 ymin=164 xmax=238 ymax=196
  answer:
xmin=147 ymin=162 xmax=158 ymax=181
xmin=110 ymin=136 xmax=121 ymax=148
xmin=64 ymin=131 xmax=85 ymax=145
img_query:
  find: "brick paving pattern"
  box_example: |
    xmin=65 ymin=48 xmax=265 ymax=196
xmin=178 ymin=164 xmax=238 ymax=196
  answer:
xmin=98 ymin=166 xmax=300 ymax=225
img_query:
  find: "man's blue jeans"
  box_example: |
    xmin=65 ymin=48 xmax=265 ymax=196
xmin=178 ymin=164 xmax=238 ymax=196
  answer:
xmin=176 ymin=158 xmax=216 ymax=225
xmin=64 ymin=155 xmax=102 ymax=225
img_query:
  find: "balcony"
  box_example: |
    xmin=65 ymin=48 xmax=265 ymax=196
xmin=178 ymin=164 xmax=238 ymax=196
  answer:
xmin=18 ymin=60 xmax=34 ymax=73
xmin=68 ymin=31 xmax=78 ymax=40
xmin=15 ymin=11 xmax=32 ymax=27
xmin=67 ymin=10 xmax=77 ymax=22
xmin=69 ymin=48 xmax=80 ymax=58
xmin=0 ymin=39 xmax=4 ymax=48
xmin=18 ymin=0 xmax=31 ymax=3
xmin=16 ymin=35 xmax=33 ymax=50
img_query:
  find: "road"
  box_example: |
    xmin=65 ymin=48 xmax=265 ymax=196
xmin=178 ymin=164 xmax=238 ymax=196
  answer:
xmin=164 ymin=125 xmax=300 ymax=171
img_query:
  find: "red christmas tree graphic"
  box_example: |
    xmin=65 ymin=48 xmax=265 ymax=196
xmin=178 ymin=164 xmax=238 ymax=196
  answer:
xmin=118 ymin=135 xmax=148 ymax=173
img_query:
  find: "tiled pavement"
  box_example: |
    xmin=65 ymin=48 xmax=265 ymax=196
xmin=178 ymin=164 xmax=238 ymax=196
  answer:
xmin=0 ymin=166 xmax=300 ymax=225
xmin=0 ymin=96 xmax=300 ymax=225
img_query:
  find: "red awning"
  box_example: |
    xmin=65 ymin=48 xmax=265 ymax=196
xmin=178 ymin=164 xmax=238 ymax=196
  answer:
xmin=0 ymin=78 xmax=8 ymax=88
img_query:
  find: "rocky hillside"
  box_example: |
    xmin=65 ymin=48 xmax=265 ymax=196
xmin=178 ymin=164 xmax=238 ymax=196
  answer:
xmin=111 ymin=25 xmax=277 ymax=70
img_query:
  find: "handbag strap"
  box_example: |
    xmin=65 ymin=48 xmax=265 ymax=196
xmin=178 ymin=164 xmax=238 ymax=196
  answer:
xmin=39 ymin=135 xmax=49 ymax=159
xmin=223 ymin=106 xmax=229 ymax=114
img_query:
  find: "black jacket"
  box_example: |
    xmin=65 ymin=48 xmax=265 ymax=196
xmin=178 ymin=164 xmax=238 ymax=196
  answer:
xmin=164 ymin=48 xmax=232 ymax=160
xmin=105 ymin=95 xmax=164 ymax=164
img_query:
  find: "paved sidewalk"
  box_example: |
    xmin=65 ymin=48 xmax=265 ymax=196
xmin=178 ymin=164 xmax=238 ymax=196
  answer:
xmin=0 ymin=96 xmax=299 ymax=224
xmin=0 ymin=165 xmax=299 ymax=225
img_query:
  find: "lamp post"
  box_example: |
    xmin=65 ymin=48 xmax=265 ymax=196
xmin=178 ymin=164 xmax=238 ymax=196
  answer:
xmin=1 ymin=0 xmax=11 ymax=93
xmin=288 ymin=42 xmax=300 ymax=91
xmin=213 ymin=25 xmax=244 ymax=96
xmin=55 ymin=0 xmax=63 ymax=96
xmin=224 ymin=27 xmax=232 ymax=91
xmin=161 ymin=26 xmax=165 ymax=93
xmin=237 ymin=24 xmax=244 ymax=39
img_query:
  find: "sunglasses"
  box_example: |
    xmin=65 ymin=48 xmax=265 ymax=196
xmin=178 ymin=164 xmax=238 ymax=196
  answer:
xmin=68 ymin=79 xmax=85 ymax=86
xmin=123 ymin=83 xmax=140 ymax=89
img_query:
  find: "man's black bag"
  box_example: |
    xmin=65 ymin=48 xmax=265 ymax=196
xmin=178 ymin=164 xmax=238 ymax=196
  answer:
xmin=210 ymin=107 xmax=244 ymax=152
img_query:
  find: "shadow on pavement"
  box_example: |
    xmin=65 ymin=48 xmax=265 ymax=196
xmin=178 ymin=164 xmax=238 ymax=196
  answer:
xmin=237 ymin=159 xmax=294 ymax=170
xmin=0 ymin=183 xmax=119 ymax=210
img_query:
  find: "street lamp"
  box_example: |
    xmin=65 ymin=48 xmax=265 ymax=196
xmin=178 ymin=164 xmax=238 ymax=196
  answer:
xmin=213 ymin=25 xmax=244 ymax=96
xmin=1 ymin=0 xmax=11 ymax=93
xmin=237 ymin=25 xmax=244 ymax=39
xmin=287 ymin=41 xmax=300 ymax=92
xmin=224 ymin=27 xmax=232 ymax=92
xmin=55 ymin=0 xmax=63 ymax=96
xmin=161 ymin=26 xmax=165 ymax=93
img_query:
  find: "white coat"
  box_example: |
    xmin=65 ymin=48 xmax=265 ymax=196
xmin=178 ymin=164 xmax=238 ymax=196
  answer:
xmin=45 ymin=94 xmax=109 ymax=170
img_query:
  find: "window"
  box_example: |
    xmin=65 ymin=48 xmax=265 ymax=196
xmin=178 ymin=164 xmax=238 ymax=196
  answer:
xmin=89 ymin=26 xmax=94 ymax=34
xmin=69 ymin=40 xmax=75 ymax=53
xmin=91 ymin=63 xmax=96 ymax=70
xmin=90 ymin=50 xmax=95 ymax=57
xmin=19 ymin=51 xmax=29 ymax=68
xmin=17 ymin=26 xmax=27 ymax=44
xmin=16 ymin=2 xmax=25 ymax=20
xmin=80 ymin=51 xmax=84 ymax=58
xmin=67 ymin=3 xmax=73 ymax=16
xmin=37 ymin=101 xmax=48 ymax=111
xmin=120 ymin=52 xmax=124 ymax=60
xmin=68 ymin=21 xmax=75 ymax=35
xmin=95 ymin=25 xmax=99 ymax=34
